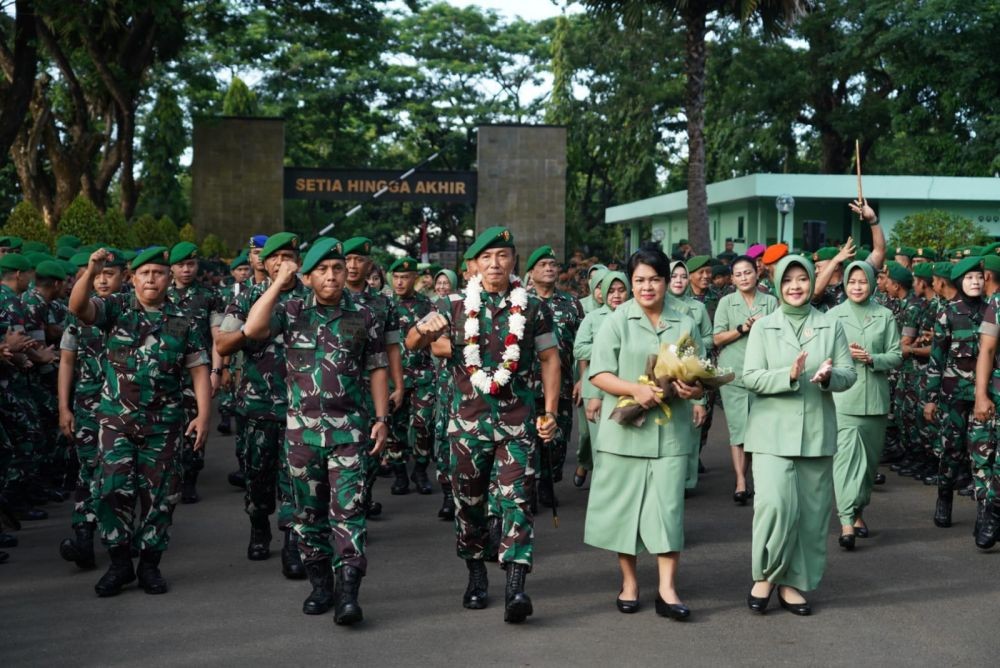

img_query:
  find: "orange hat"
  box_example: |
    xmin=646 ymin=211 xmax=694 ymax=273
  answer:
xmin=762 ymin=243 xmax=789 ymax=265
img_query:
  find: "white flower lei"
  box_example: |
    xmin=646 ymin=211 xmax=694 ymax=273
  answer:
xmin=463 ymin=273 xmax=527 ymax=395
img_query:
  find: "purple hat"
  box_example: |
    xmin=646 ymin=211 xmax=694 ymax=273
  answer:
xmin=746 ymin=243 xmax=766 ymax=259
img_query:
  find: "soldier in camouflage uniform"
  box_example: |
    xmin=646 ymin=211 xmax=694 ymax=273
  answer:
xmin=526 ymin=245 xmax=583 ymax=508
xmin=244 ymin=237 xmax=389 ymax=626
xmin=924 ymin=257 xmax=985 ymax=530
xmin=685 ymin=255 xmax=720 ymax=474
xmin=429 ymin=268 xmax=462 ymax=519
xmin=409 ymin=226 xmax=559 ymax=625
xmin=973 ymin=253 xmax=1000 ymax=550
xmin=167 ymin=241 xmax=224 ymax=504
xmin=385 ymin=256 xmax=437 ymax=496
xmin=217 ymin=233 xmax=308 ymax=577
xmin=57 ymin=251 xmax=125 ymax=569
xmin=214 ymin=252 xmax=251 ymax=437
xmin=69 ymin=246 xmax=212 ymax=597
xmin=898 ymin=262 xmax=937 ymax=481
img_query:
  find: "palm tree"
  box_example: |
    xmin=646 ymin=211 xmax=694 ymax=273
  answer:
xmin=583 ymin=1 xmax=809 ymax=254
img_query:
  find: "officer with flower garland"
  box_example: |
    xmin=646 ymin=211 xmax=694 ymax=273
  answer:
xmin=407 ymin=226 xmax=559 ymax=625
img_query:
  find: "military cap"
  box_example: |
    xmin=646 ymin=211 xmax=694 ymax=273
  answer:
xmin=812 ymin=247 xmax=839 ymax=262
xmin=762 ymin=243 xmax=789 ymax=265
xmin=80 ymin=247 xmax=126 ymax=269
xmin=855 ymin=247 xmax=871 ymax=261
xmin=70 ymin=251 xmax=91 ymax=268
xmin=746 ymin=243 xmax=766 ymax=259
xmin=912 ymin=262 xmax=934 ymax=280
xmin=886 ymin=263 xmax=913 ymax=287
xmin=60 ymin=260 xmax=77 ymax=276
xmin=56 ymin=234 xmax=82 ymax=249
xmin=56 ymin=246 xmax=77 ymax=260
xmin=229 ymin=252 xmax=250 ymax=270
xmin=0 ymin=235 xmax=23 ymax=249
xmin=300 ymin=237 xmax=344 ymax=274
xmin=34 ymin=260 xmax=67 ymax=280
xmin=169 ymin=241 xmax=199 ymax=265
xmin=22 ymin=240 xmax=50 ymax=254
xmin=914 ymin=247 xmax=938 ymax=260
xmin=259 ymin=232 xmax=299 ymax=260
xmin=460 ymin=259 xmax=468 ymax=272
xmin=77 ymin=243 xmax=100 ymax=255
xmin=981 ymin=255 xmax=1000 ymax=274
xmin=894 ymin=246 xmax=917 ymax=259
xmin=711 ymin=264 xmax=730 ymax=278
xmin=131 ymin=246 xmax=171 ymax=271
xmin=686 ymin=255 xmax=712 ymax=273
xmin=951 ymin=256 xmax=983 ymax=282
xmin=980 ymin=242 xmax=1000 ymax=256
xmin=24 ymin=251 xmax=54 ymax=267
xmin=389 ymin=256 xmax=419 ymax=273
xmin=120 ymin=249 xmax=137 ymax=263
xmin=249 ymin=234 xmax=269 ymax=249
xmin=342 ymin=236 xmax=374 ymax=257
xmin=677 ymin=238 xmax=689 ymax=245
xmin=0 ymin=253 xmax=32 ymax=272
xmin=932 ymin=262 xmax=954 ymax=279
xmin=952 ymin=247 xmax=968 ymax=259
xmin=463 ymin=227 xmax=514 ymax=261
xmin=525 ymin=245 xmax=557 ymax=272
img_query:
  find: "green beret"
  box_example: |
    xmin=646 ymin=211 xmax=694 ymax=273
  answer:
xmin=981 ymin=255 xmax=1000 ymax=273
xmin=22 ymin=240 xmax=50 ymax=254
xmin=229 ymin=252 xmax=250 ymax=270
xmin=24 ymin=251 xmax=55 ymax=267
xmin=685 ymin=255 xmax=711 ymax=273
xmin=0 ymin=235 xmax=21 ymax=249
xmin=855 ymin=248 xmax=871 ymax=261
xmin=525 ymin=245 xmax=557 ymax=272
xmin=677 ymin=238 xmax=689 ymax=245
xmin=0 ymin=253 xmax=32 ymax=272
xmin=711 ymin=264 xmax=730 ymax=278
xmin=34 ymin=260 xmax=67 ymax=280
xmin=60 ymin=259 xmax=77 ymax=275
xmin=914 ymin=247 xmax=938 ymax=260
xmin=69 ymin=251 xmax=91 ymax=268
xmin=912 ymin=262 xmax=934 ymax=280
xmin=169 ymin=241 xmax=199 ymax=265
xmin=811 ymin=247 xmax=839 ymax=262
xmin=56 ymin=235 xmax=82 ymax=249
xmin=463 ymin=226 xmax=515 ymax=261
xmin=932 ymin=262 xmax=954 ymax=279
xmin=300 ymin=237 xmax=344 ymax=274
xmin=460 ymin=259 xmax=468 ymax=272
xmin=894 ymin=246 xmax=917 ymax=259
xmin=103 ymin=248 xmax=127 ymax=268
xmin=56 ymin=246 xmax=77 ymax=260
xmin=969 ymin=246 xmax=985 ymax=257
xmin=951 ymin=256 xmax=983 ymax=282
xmin=120 ymin=250 xmax=137 ymax=262
xmin=980 ymin=242 xmax=1000 ymax=256
xmin=131 ymin=246 xmax=171 ymax=271
xmin=887 ymin=263 xmax=913 ymax=287
xmin=342 ymin=237 xmax=373 ymax=257
xmin=259 ymin=232 xmax=299 ymax=260
xmin=389 ymin=256 xmax=419 ymax=273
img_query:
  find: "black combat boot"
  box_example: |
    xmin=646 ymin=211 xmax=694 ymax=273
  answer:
xmin=137 ymin=549 xmax=169 ymax=594
xmin=281 ymin=529 xmax=306 ymax=579
xmin=487 ymin=516 xmax=502 ymax=562
xmin=302 ymin=560 xmax=334 ymax=615
xmin=390 ymin=463 xmax=410 ymax=495
xmin=227 ymin=470 xmax=246 ymax=489
xmin=0 ymin=532 xmax=17 ymax=548
xmin=94 ymin=545 xmax=136 ymax=597
xmin=59 ymin=523 xmax=96 ymax=569
xmin=463 ymin=559 xmax=488 ymax=609
xmin=974 ymin=497 xmax=988 ymax=537
xmin=503 ymin=563 xmax=533 ymax=624
xmin=975 ymin=503 xmax=1000 ymax=550
xmin=934 ymin=488 xmax=953 ymax=528
xmin=333 ymin=565 xmax=364 ymax=625
xmin=410 ymin=462 xmax=433 ymax=495
xmin=0 ymin=493 xmax=22 ymax=531
xmin=181 ymin=470 xmax=200 ymax=504
xmin=247 ymin=513 xmax=271 ymax=561
xmin=217 ymin=415 xmax=232 ymax=435
xmin=438 ymin=484 xmax=455 ymax=521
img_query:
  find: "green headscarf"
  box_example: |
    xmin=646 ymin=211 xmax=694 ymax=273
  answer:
xmin=774 ymin=255 xmax=816 ymax=336
xmin=589 ymin=264 xmax=610 ymax=297
xmin=843 ymin=260 xmax=875 ymax=327
xmin=599 ymin=270 xmax=630 ymax=309
xmin=434 ymin=268 xmax=458 ymax=292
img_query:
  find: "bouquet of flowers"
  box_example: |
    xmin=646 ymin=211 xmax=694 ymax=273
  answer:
xmin=610 ymin=333 xmax=735 ymax=427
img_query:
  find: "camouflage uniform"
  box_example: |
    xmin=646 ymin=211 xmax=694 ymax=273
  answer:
xmin=433 ymin=294 xmax=463 ymax=485
xmin=899 ymin=292 xmax=936 ymax=463
xmin=388 ymin=291 xmax=436 ymax=466
xmin=439 ymin=288 xmax=556 ymax=569
xmin=812 ymin=282 xmax=845 ymax=313
xmin=271 ymin=290 xmax=386 ymax=571
xmin=0 ymin=284 xmax=43 ymax=494
xmin=973 ymin=293 xmax=1000 ymax=506
xmin=926 ymin=296 xmax=984 ymax=492
xmin=89 ymin=293 xmax=209 ymax=552
xmin=689 ymin=289 xmax=719 ymax=461
xmin=21 ymin=286 xmax=64 ymax=482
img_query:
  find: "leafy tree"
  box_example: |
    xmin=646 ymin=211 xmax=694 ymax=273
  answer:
xmin=128 ymin=213 xmax=161 ymax=249
xmin=222 ymin=76 xmax=258 ymax=115
xmin=156 ymin=216 xmax=180 ymax=248
xmin=200 ymin=233 xmax=229 ymax=258
xmin=136 ymin=86 xmax=189 ymax=224
xmin=179 ymin=223 xmax=198 ymax=243
xmin=888 ymin=210 xmax=990 ymax=254
xmin=57 ymin=195 xmax=105 ymax=245
xmin=2 ymin=200 xmax=52 ymax=247
xmin=103 ymin=209 xmax=131 ymax=249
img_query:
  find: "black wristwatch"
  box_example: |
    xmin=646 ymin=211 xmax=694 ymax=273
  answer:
xmin=374 ymin=415 xmax=390 ymax=424
xmin=736 ymin=324 xmax=746 ymax=337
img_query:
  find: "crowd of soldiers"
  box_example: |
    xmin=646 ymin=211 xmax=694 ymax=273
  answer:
xmin=1 ymin=206 xmax=998 ymax=627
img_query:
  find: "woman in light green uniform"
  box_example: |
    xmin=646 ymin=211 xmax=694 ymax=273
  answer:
xmin=712 ymin=255 xmax=778 ymax=504
xmin=743 ymin=256 xmax=856 ymax=616
xmin=827 ymin=261 xmax=901 ymax=549
xmin=580 ymin=264 xmax=609 ymax=314
xmin=586 ymin=248 xmax=706 ymax=621
xmin=572 ymin=271 xmax=630 ymax=486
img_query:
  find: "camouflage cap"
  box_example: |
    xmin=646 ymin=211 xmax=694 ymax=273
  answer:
xmin=0 ymin=253 xmax=32 ymax=272
xmin=34 ymin=259 xmax=68 ymax=280
xmin=168 ymin=241 xmax=199 ymax=265
xmin=525 ymin=245 xmax=557 ymax=272
xmin=951 ymin=256 xmax=983 ymax=282
xmin=388 ymin=256 xmax=419 ymax=273
xmin=131 ymin=246 xmax=171 ymax=271
xmin=259 ymin=232 xmax=299 ymax=260
xmin=463 ymin=226 xmax=514 ymax=260
xmin=300 ymin=237 xmax=344 ymax=274
xmin=342 ymin=236 xmax=373 ymax=257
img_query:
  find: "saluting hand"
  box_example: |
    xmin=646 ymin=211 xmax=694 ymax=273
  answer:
xmin=88 ymin=247 xmax=113 ymax=273
xmin=790 ymin=351 xmax=808 ymax=381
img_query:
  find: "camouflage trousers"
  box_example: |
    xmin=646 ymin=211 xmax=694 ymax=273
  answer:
xmin=0 ymin=386 xmax=42 ymax=486
xmin=70 ymin=402 xmax=100 ymax=527
xmin=30 ymin=370 xmax=65 ymax=478
xmin=969 ymin=414 xmax=1000 ymax=505
xmin=233 ymin=414 xmax=249 ymax=475
xmin=286 ymin=436 xmax=368 ymax=573
xmin=180 ymin=389 xmax=204 ymax=476
xmin=536 ymin=396 xmax=572 ymax=484
xmin=94 ymin=426 xmax=182 ymax=552
xmin=433 ymin=384 xmax=453 ymax=485
xmin=387 ymin=383 xmax=435 ymax=465
xmin=935 ymin=399 xmax=975 ymax=492
xmin=451 ymin=435 xmax=536 ymax=568
xmin=884 ymin=370 xmax=902 ymax=452
xmin=242 ymin=416 xmax=294 ymax=530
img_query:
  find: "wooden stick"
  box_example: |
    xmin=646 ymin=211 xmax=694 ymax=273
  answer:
xmin=855 ymin=139 xmax=863 ymax=203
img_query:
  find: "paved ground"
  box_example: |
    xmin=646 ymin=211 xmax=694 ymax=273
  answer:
xmin=2 ymin=411 xmax=999 ymax=667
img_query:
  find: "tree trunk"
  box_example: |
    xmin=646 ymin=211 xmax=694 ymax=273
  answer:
xmin=0 ymin=0 xmax=38 ymax=160
xmin=682 ymin=2 xmax=711 ymax=255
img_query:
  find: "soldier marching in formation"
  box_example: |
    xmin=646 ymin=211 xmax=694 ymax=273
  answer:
xmin=2 ymin=197 xmax=999 ymax=624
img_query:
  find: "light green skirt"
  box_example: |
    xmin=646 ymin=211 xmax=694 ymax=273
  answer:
xmin=751 ymin=453 xmax=833 ymax=592
xmin=584 ymin=451 xmax=686 ymax=555
xmin=833 ymin=413 xmax=887 ymax=525
xmin=719 ymin=383 xmax=751 ymax=446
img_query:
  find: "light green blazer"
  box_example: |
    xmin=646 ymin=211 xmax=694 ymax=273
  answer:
xmin=713 ymin=290 xmax=779 ymax=386
xmin=575 ymin=305 xmax=612 ymax=400
xmin=667 ymin=294 xmax=713 ymax=354
xmin=826 ymin=300 xmax=902 ymax=416
xmin=743 ymin=308 xmax=857 ymax=457
xmin=590 ymin=299 xmax=700 ymax=458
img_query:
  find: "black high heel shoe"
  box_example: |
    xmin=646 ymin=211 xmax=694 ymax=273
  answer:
xmin=616 ymin=591 xmax=640 ymax=614
xmin=655 ymin=594 xmax=690 ymax=620
xmin=778 ymin=590 xmax=811 ymax=616
xmin=854 ymin=525 xmax=869 ymax=538
xmin=838 ymin=532 xmax=856 ymax=551
xmin=573 ymin=468 xmax=588 ymax=488
xmin=747 ymin=583 xmax=773 ymax=614
xmin=733 ymin=489 xmax=751 ymax=505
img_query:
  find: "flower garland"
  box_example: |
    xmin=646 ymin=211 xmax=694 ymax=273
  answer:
xmin=463 ymin=273 xmax=527 ymax=395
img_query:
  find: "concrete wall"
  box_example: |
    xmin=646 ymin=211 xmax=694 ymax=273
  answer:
xmin=191 ymin=117 xmax=285 ymax=252
xmin=475 ymin=125 xmax=567 ymax=265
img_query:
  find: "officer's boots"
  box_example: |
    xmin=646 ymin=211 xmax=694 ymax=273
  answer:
xmin=181 ymin=470 xmax=200 ymax=504
xmin=974 ymin=497 xmax=988 ymax=537
xmin=438 ymin=483 xmax=455 ymax=521
xmin=390 ymin=463 xmax=410 ymax=495
xmin=94 ymin=545 xmax=136 ymax=597
xmin=280 ymin=529 xmax=306 ymax=579
xmin=463 ymin=559 xmax=488 ymax=609
xmin=59 ymin=522 xmax=96 ymax=569
xmin=503 ymin=563 xmax=533 ymax=624
xmin=247 ymin=512 xmax=271 ymax=560
xmin=975 ymin=502 xmax=1000 ymax=550
xmin=334 ymin=566 xmax=364 ymax=625
xmin=302 ymin=560 xmax=334 ymax=615
xmin=410 ymin=461 xmax=433 ymax=495
xmin=934 ymin=488 xmax=954 ymax=528
xmin=137 ymin=549 xmax=169 ymax=594
xmin=486 ymin=515 xmax=502 ymax=562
